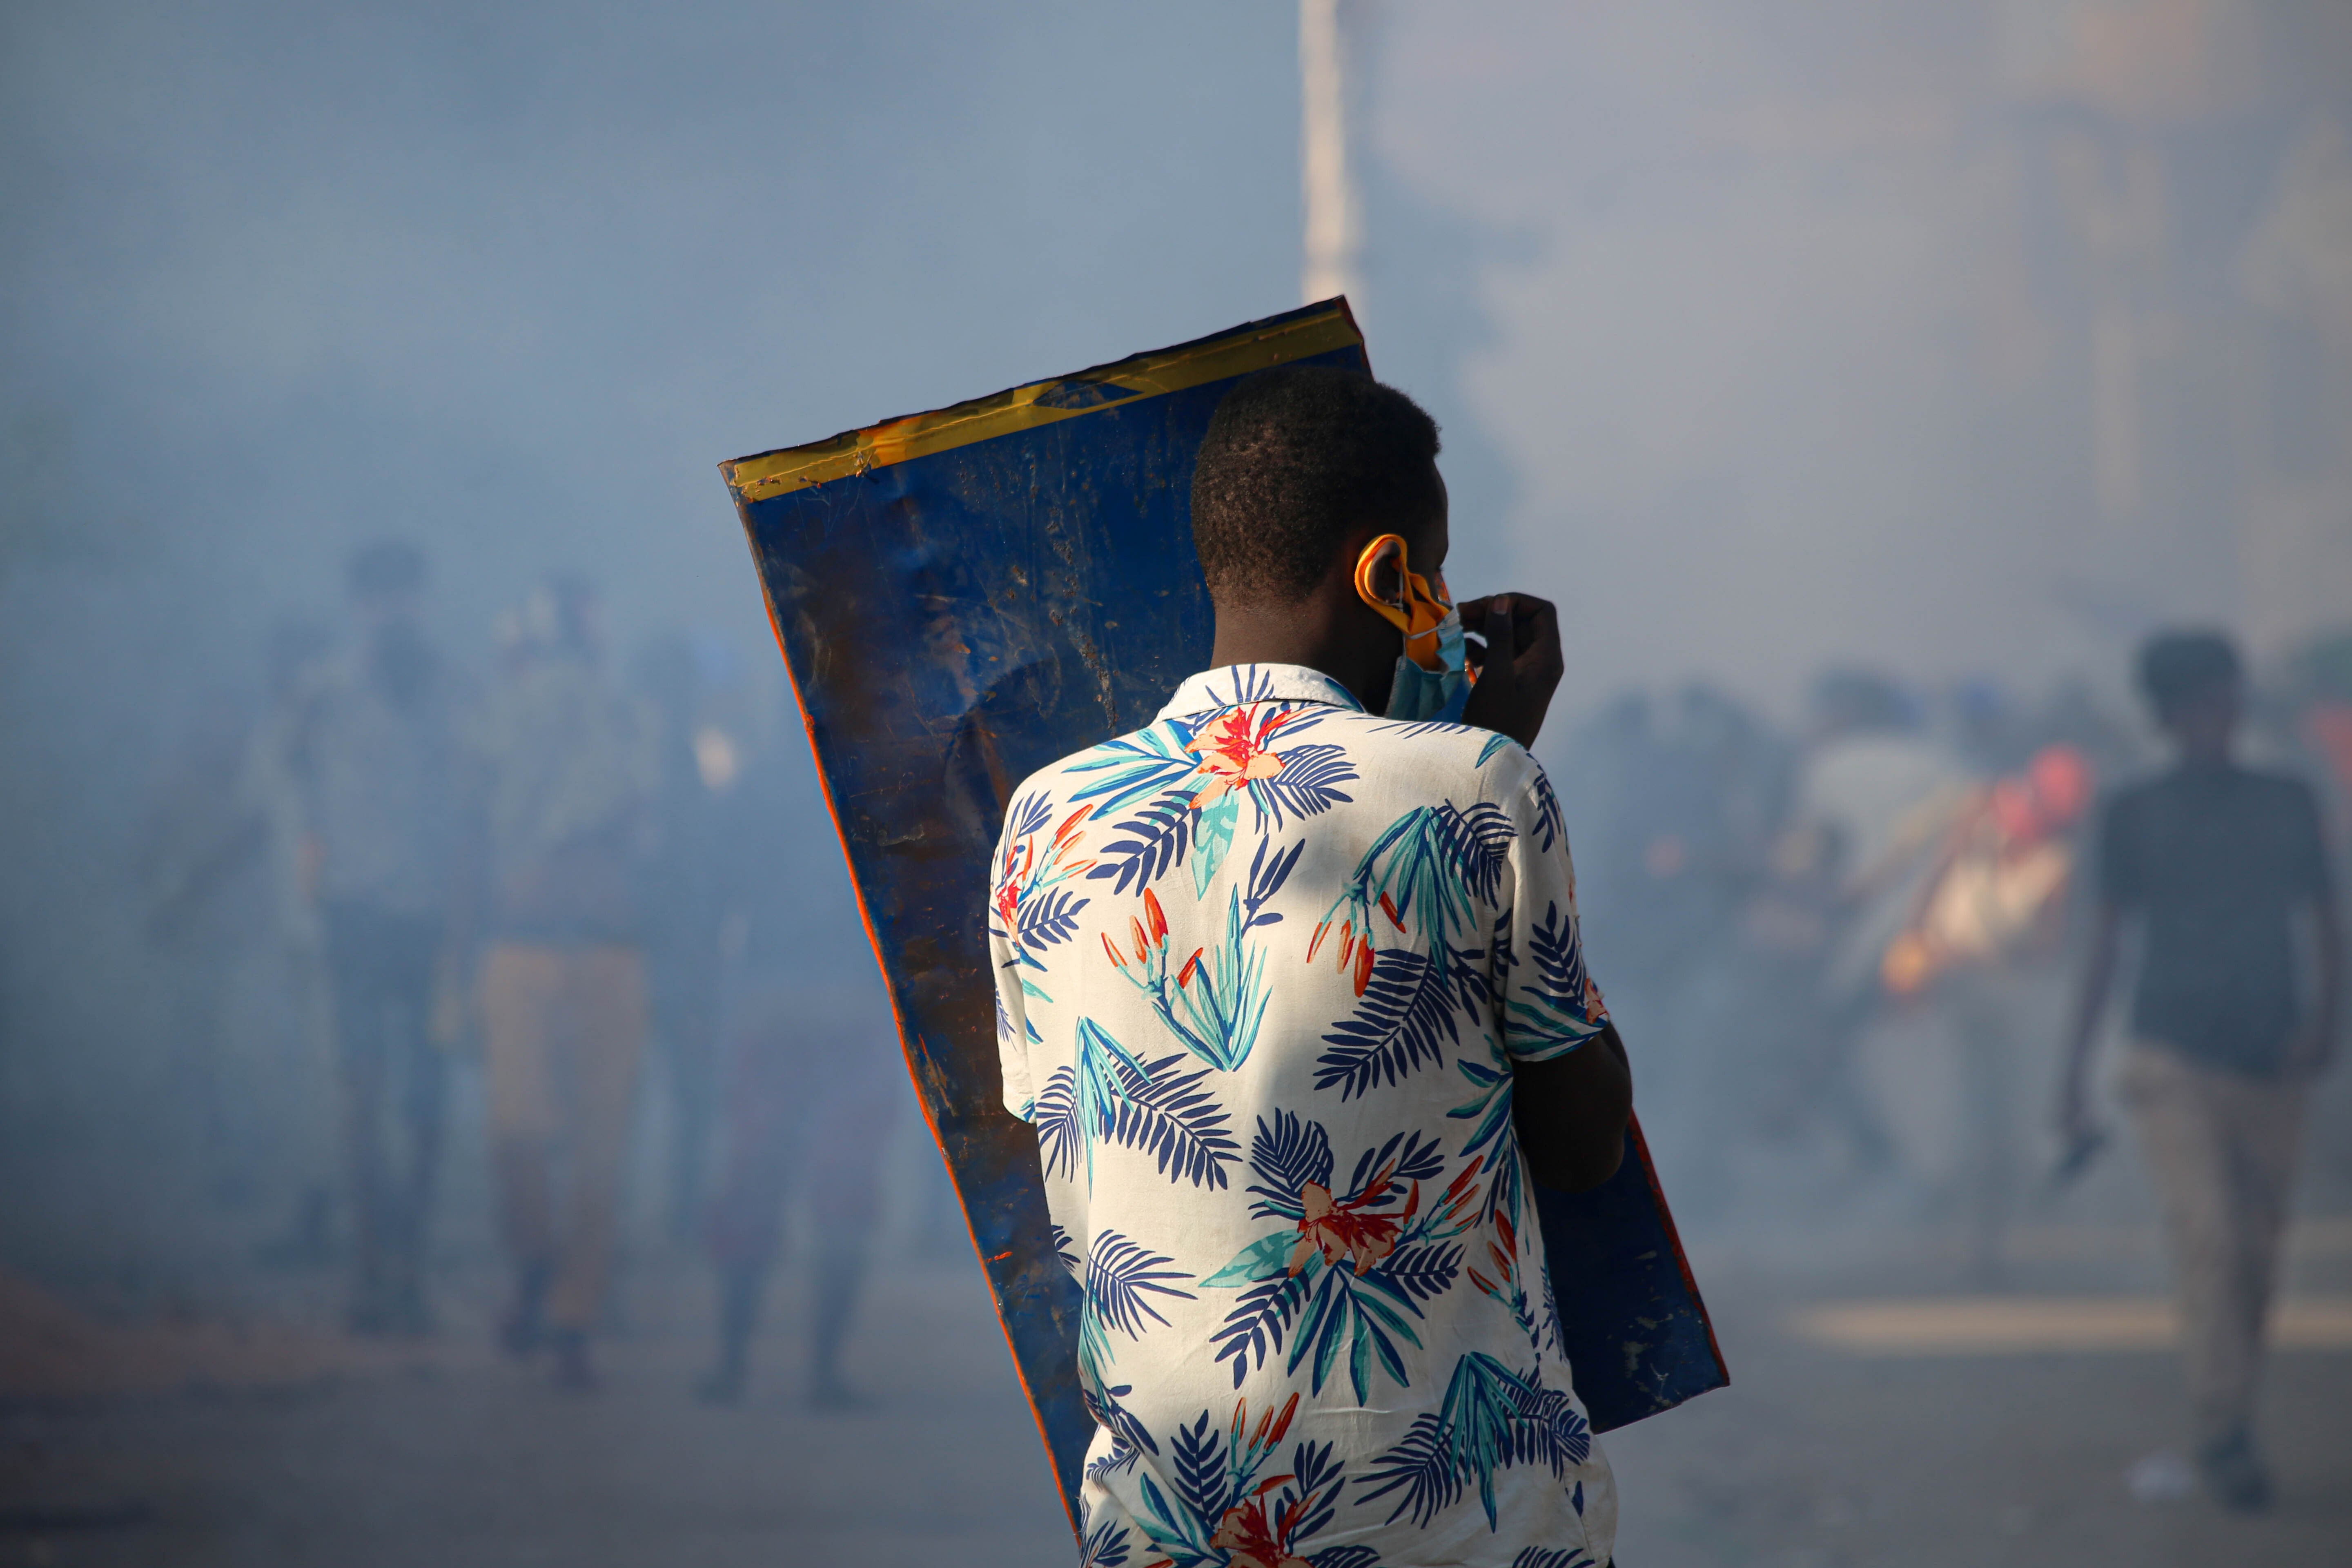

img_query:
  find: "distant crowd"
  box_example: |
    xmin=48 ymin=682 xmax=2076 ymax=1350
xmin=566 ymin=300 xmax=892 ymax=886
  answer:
xmin=139 ymin=540 xmax=898 ymax=1402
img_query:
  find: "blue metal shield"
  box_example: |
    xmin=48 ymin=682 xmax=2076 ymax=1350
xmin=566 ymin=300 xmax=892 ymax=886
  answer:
xmin=720 ymin=300 xmax=1724 ymax=1537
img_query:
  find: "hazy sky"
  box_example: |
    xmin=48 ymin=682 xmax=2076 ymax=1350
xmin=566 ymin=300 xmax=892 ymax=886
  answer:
xmin=1376 ymin=0 xmax=2352 ymax=707
xmin=13 ymin=0 xmax=2342 ymax=729
xmin=0 ymin=0 xmax=1304 ymax=664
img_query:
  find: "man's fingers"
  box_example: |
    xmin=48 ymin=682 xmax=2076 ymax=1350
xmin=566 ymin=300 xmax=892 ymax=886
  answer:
xmin=1504 ymin=594 xmax=1557 ymax=657
xmin=1522 ymin=598 xmax=1564 ymax=685
xmin=1481 ymin=597 xmax=1516 ymax=693
xmin=1483 ymin=594 xmax=1515 ymax=651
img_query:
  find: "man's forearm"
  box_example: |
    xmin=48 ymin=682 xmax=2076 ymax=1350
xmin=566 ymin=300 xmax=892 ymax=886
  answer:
xmin=1515 ymin=1022 xmax=1633 ymax=1193
xmin=2063 ymin=906 xmax=2123 ymax=1083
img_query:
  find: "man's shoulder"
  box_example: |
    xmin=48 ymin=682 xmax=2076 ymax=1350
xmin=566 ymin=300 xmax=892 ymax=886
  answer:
xmin=1011 ymin=710 xmax=1539 ymax=802
xmin=2110 ymin=764 xmax=2316 ymax=810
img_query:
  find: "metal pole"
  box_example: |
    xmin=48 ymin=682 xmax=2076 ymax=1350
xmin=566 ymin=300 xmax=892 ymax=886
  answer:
xmin=1301 ymin=0 xmax=1359 ymax=307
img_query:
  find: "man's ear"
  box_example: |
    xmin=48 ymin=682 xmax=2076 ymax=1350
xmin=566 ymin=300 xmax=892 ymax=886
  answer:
xmin=1355 ymin=532 xmax=1408 ymax=610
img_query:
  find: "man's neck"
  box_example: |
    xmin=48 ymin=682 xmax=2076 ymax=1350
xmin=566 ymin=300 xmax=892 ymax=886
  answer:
xmin=1207 ymin=600 xmax=1392 ymax=714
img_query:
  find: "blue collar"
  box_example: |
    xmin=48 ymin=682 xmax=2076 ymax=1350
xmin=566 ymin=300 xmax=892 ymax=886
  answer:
xmin=1156 ymin=663 xmax=1364 ymax=722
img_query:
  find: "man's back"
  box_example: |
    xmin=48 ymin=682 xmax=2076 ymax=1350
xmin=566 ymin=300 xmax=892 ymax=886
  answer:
xmin=991 ymin=662 xmax=1617 ymax=1564
xmin=2100 ymin=762 xmax=2330 ymax=1076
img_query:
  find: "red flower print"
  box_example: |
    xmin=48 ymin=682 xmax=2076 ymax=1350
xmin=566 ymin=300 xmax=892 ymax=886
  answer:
xmin=1306 ymin=915 xmax=1377 ymax=997
xmin=1287 ymin=1179 xmax=1409 ymax=1276
xmin=1184 ymin=709 xmax=1290 ymax=810
xmin=1209 ymin=1490 xmax=1313 ymax=1568
xmin=1205 ymin=1395 xmax=1311 ymax=1568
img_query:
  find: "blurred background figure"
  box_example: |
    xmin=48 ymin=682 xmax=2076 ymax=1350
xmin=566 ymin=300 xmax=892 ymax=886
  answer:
xmin=1556 ymin=685 xmax=1792 ymax=1215
xmin=695 ymin=698 xmax=899 ymax=1409
xmin=1766 ymin=669 xmax=1973 ymax=1177
xmin=633 ymin=630 xmax=745 ymax=1243
xmin=283 ymin=541 xmax=461 ymax=1335
xmin=1881 ymin=737 xmax=2097 ymax=1277
xmin=138 ymin=615 xmax=336 ymax=1226
xmin=464 ymin=575 xmax=661 ymax=1389
xmin=2062 ymin=630 xmax=2340 ymax=1511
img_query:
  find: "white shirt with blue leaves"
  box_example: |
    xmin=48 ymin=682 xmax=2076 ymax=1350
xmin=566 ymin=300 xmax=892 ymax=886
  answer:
xmin=991 ymin=664 xmax=1617 ymax=1568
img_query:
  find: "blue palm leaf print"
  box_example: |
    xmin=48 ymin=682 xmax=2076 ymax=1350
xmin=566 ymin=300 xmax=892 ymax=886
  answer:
xmin=1243 ymin=835 xmax=1303 ymax=924
xmin=1280 ymin=1438 xmax=1350 ymax=1548
xmin=1530 ymin=767 xmax=1567 ymax=855
xmin=1207 ymin=1270 xmax=1313 ymax=1389
xmin=1356 ymin=1352 xmax=1593 ymax=1529
xmin=1198 ymin=666 xmax=1349 ymax=717
xmin=1503 ymin=900 xmax=1605 ymax=1056
xmin=1314 ymin=944 xmax=1489 ymax=1099
xmin=1308 ymin=800 xmax=1511 ymax=1096
xmin=1081 ymin=1232 xmax=1195 ymax=1369
xmin=1081 ymin=1380 xmax=1160 ymax=1481
xmin=1527 ymin=898 xmax=1589 ymax=1000
xmin=1032 ymin=1062 xmax=1085 ymax=1180
xmin=1432 ymin=800 xmax=1514 ymax=906
xmin=1015 ymin=883 xmax=1088 ymax=950
xmin=1000 ymin=788 xmax=1056 ymax=844
xmin=1241 ymin=740 xmax=1356 ymax=829
xmin=1512 ymin=1551 xmax=1598 ymax=1568
xmin=1032 ymin=1020 xmax=1239 ymax=1189
xmin=1476 ymin=731 xmax=1516 ymax=768
xmin=1376 ymin=1241 xmax=1466 ymax=1305
xmin=1078 ymin=1509 xmax=1132 ymax=1567
xmin=1087 ymin=795 xmax=1195 ymax=895
xmin=1488 ymin=902 xmax=1517 ymax=981
xmin=1108 ymin=1056 xmax=1238 ymax=1189
xmin=1245 ymin=1110 xmax=1333 ymax=1218
xmin=1165 ymin=1409 xmax=1230 ymax=1542
xmin=1344 ymin=1129 xmax=1448 ymax=1194
xmin=1064 ymin=720 xmax=1202 ymax=813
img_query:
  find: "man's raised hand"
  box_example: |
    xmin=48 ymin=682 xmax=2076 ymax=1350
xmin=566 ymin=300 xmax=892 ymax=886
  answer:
xmin=1459 ymin=592 xmax=1564 ymax=751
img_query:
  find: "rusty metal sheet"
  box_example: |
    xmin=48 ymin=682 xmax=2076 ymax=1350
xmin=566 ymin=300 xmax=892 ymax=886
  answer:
xmin=719 ymin=300 xmax=1724 ymax=1537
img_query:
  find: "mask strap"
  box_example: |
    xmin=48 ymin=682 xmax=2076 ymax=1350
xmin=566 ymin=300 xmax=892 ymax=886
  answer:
xmin=1353 ymin=534 xmax=1452 ymax=671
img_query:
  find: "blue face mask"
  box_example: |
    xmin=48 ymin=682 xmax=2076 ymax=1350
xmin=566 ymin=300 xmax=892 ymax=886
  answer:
xmin=1353 ymin=533 xmax=1473 ymax=724
xmin=1383 ymin=605 xmax=1472 ymax=723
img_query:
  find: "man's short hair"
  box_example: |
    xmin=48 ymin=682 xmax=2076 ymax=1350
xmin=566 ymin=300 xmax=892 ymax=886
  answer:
xmin=1190 ymin=365 xmax=1441 ymax=607
xmin=2138 ymin=630 xmax=2242 ymax=718
xmin=348 ymin=538 xmax=427 ymax=599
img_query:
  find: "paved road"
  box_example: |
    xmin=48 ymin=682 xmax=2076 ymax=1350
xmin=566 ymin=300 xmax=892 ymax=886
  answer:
xmin=4 ymin=1225 xmax=2348 ymax=1566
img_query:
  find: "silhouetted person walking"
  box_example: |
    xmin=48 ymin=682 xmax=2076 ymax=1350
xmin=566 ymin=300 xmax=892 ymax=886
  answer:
xmin=463 ymin=577 xmax=660 ymax=1390
xmin=287 ymin=541 xmax=461 ymax=1335
xmin=2060 ymin=631 xmax=2341 ymax=1511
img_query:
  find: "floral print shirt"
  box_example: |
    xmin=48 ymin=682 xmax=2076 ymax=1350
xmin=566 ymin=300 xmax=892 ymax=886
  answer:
xmin=991 ymin=664 xmax=1617 ymax=1568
